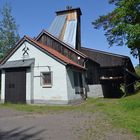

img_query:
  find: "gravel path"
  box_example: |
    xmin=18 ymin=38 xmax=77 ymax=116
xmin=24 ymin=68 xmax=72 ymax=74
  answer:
xmin=0 ymin=108 xmax=137 ymax=140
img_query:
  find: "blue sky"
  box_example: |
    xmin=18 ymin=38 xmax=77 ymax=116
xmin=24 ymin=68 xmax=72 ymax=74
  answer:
xmin=0 ymin=0 xmax=138 ymax=66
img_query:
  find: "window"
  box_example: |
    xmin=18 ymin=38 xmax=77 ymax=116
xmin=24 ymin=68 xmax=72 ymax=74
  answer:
xmin=41 ymin=72 xmax=52 ymax=87
xmin=73 ymin=71 xmax=83 ymax=94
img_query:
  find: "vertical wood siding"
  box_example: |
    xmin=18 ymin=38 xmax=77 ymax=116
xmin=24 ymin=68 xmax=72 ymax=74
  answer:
xmin=38 ymin=33 xmax=85 ymax=66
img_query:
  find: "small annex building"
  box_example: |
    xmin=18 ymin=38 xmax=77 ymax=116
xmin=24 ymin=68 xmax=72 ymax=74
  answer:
xmin=0 ymin=7 xmax=138 ymax=104
xmin=0 ymin=36 xmax=87 ymax=104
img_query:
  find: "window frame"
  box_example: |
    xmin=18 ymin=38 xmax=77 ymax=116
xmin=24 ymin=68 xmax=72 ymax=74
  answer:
xmin=73 ymin=71 xmax=84 ymax=94
xmin=40 ymin=71 xmax=53 ymax=88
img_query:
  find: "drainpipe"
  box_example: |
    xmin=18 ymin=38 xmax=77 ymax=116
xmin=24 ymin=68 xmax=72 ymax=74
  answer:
xmin=83 ymin=58 xmax=88 ymax=99
xmin=83 ymin=58 xmax=88 ymax=68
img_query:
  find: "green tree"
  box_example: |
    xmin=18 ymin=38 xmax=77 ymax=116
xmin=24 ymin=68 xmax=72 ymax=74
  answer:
xmin=0 ymin=3 xmax=19 ymax=59
xmin=135 ymin=65 xmax=140 ymax=76
xmin=93 ymin=0 xmax=140 ymax=64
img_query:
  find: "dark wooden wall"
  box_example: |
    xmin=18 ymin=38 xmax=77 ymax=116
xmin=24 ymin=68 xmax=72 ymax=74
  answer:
xmin=37 ymin=33 xmax=85 ymax=66
xmin=100 ymin=66 xmax=124 ymax=79
xmin=80 ymin=47 xmax=136 ymax=96
xmin=85 ymin=59 xmax=100 ymax=84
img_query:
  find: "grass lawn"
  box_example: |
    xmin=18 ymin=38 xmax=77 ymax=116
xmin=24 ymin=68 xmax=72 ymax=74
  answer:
xmin=0 ymin=91 xmax=140 ymax=138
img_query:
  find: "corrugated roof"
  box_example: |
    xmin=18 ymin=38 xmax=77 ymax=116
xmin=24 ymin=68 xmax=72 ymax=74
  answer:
xmin=63 ymin=20 xmax=77 ymax=47
xmin=48 ymin=11 xmax=78 ymax=48
xmin=48 ymin=15 xmax=67 ymax=37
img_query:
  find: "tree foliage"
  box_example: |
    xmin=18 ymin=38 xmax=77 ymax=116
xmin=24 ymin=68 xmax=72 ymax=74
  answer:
xmin=93 ymin=0 xmax=140 ymax=63
xmin=0 ymin=3 xmax=19 ymax=58
xmin=135 ymin=65 xmax=140 ymax=76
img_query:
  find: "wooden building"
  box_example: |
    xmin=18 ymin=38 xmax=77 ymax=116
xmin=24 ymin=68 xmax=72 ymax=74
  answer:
xmin=80 ymin=47 xmax=139 ymax=97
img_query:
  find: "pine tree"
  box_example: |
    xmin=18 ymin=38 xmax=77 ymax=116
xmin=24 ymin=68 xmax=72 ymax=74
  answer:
xmin=0 ymin=3 xmax=19 ymax=58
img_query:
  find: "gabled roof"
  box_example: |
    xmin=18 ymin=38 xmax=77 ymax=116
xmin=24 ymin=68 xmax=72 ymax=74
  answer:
xmin=80 ymin=47 xmax=135 ymax=72
xmin=81 ymin=47 xmax=129 ymax=59
xmin=1 ymin=36 xmax=85 ymax=70
xmin=35 ymin=30 xmax=87 ymax=58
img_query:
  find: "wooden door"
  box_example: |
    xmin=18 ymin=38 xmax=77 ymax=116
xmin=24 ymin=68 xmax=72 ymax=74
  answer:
xmin=5 ymin=68 xmax=26 ymax=103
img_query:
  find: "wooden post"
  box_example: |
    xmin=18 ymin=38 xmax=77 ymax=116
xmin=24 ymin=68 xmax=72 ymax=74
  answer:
xmin=124 ymin=67 xmax=127 ymax=95
xmin=123 ymin=59 xmax=128 ymax=95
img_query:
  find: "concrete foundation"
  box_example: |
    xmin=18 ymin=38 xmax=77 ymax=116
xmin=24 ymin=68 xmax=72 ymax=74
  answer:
xmin=87 ymin=84 xmax=103 ymax=98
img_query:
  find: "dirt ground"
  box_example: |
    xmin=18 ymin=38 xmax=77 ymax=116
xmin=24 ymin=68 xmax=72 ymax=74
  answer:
xmin=0 ymin=108 xmax=137 ymax=140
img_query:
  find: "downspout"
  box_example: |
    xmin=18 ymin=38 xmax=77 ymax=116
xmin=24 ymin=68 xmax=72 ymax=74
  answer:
xmin=83 ymin=58 xmax=88 ymax=99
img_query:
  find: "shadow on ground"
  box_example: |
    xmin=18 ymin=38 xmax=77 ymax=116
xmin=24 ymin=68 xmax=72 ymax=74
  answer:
xmin=0 ymin=126 xmax=45 ymax=140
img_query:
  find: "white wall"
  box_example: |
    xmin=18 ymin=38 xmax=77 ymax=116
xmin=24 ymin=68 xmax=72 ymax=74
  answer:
xmin=87 ymin=84 xmax=104 ymax=98
xmin=26 ymin=68 xmax=32 ymax=103
xmin=6 ymin=41 xmax=68 ymax=104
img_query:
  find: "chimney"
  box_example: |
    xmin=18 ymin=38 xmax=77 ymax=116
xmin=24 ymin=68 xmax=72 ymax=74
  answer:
xmin=48 ymin=7 xmax=82 ymax=50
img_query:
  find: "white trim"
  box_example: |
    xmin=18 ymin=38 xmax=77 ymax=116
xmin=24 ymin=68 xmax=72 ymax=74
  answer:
xmin=1 ymin=70 xmax=5 ymax=102
xmin=40 ymin=71 xmax=53 ymax=88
